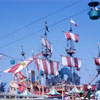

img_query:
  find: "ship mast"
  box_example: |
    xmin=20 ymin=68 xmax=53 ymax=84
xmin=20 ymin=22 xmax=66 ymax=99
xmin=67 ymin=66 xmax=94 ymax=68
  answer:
xmin=66 ymin=19 xmax=76 ymax=83
xmin=97 ymin=43 xmax=100 ymax=74
xmin=89 ymin=43 xmax=100 ymax=84
xmin=41 ymin=21 xmax=50 ymax=95
xmin=42 ymin=21 xmax=51 ymax=58
xmin=21 ymin=45 xmax=28 ymax=78
xmin=42 ymin=21 xmax=50 ymax=86
xmin=66 ymin=19 xmax=76 ymax=56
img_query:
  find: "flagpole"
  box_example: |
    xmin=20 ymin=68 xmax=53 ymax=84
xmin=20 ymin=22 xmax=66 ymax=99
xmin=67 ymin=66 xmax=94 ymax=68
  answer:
xmin=70 ymin=19 xmax=72 ymax=32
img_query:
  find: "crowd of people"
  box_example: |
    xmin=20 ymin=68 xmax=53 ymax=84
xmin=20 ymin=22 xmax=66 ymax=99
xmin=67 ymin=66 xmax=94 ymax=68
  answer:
xmin=64 ymin=89 xmax=100 ymax=100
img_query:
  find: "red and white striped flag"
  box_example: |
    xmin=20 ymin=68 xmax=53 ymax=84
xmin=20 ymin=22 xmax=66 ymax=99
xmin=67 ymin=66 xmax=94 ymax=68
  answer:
xmin=3 ymin=57 xmax=33 ymax=73
xmin=70 ymin=18 xmax=77 ymax=27
xmin=61 ymin=56 xmax=81 ymax=71
xmin=35 ymin=58 xmax=59 ymax=75
xmin=41 ymin=36 xmax=53 ymax=53
xmin=3 ymin=53 xmax=42 ymax=74
xmin=65 ymin=32 xmax=79 ymax=42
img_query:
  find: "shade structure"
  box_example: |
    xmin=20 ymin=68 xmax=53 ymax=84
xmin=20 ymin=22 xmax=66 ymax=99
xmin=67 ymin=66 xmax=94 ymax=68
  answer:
xmin=9 ymin=80 xmax=18 ymax=89
xmin=21 ymin=89 xmax=30 ymax=95
xmin=69 ymin=86 xmax=82 ymax=94
xmin=47 ymin=88 xmax=60 ymax=95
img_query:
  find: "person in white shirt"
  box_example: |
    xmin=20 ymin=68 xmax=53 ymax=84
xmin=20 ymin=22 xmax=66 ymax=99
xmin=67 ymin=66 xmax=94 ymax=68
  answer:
xmin=95 ymin=90 xmax=100 ymax=100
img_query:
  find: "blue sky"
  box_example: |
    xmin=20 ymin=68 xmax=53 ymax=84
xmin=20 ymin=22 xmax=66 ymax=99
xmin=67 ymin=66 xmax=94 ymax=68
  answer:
xmin=0 ymin=0 xmax=100 ymax=89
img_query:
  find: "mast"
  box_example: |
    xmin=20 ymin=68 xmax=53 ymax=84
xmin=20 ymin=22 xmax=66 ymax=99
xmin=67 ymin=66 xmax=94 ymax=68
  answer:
xmin=60 ymin=18 xmax=81 ymax=86
xmin=98 ymin=43 xmax=100 ymax=57
xmin=97 ymin=43 xmax=100 ymax=73
xmin=42 ymin=20 xmax=51 ymax=58
xmin=66 ymin=18 xmax=76 ymax=84
xmin=66 ymin=19 xmax=76 ymax=56
xmin=34 ymin=21 xmax=59 ymax=95
xmin=89 ymin=43 xmax=100 ymax=84
xmin=21 ymin=45 xmax=28 ymax=78
xmin=41 ymin=20 xmax=50 ymax=96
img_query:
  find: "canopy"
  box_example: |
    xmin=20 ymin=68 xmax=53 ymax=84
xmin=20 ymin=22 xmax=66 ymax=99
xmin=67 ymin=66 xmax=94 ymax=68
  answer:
xmin=69 ymin=86 xmax=82 ymax=94
xmin=9 ymin=80 xmax=18 ymax=88
xmin=47 ymin=88 xmax=60 ymax=95
xmin=21 ymin=89 xmax=30 ymax=95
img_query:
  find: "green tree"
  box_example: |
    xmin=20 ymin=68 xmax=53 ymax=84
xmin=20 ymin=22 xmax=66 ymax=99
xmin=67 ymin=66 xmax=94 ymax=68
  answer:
xmin=0 ymin=82 xmax=5 ymax=93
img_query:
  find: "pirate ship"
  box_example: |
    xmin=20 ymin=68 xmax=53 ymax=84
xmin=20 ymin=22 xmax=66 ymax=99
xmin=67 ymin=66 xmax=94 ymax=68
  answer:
xmin=0 ymin=19 xmax=97 ymax=99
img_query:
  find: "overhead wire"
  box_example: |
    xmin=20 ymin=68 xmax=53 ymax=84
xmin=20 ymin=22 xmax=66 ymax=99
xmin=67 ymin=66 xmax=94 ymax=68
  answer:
xmin=0 ymin=0 xmax=82 ymax=40
xmin=0 ymin=8 xmax=88 ymax=49
xmin=0 ymin=52 xmax=23 ymax=61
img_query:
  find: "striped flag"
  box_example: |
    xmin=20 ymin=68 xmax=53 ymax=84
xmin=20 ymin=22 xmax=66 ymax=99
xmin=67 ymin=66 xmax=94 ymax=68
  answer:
xmin=3 ymin=57 xmax=33 ymax=73
xmin=35 ymin=58 xmax=59 ymax=75
xmin=61 ymin=56 xmax=81 ymax=71
xmin=41 ymin=36 xmax=53 ymax=53
xmin=3 ymin=53 xmax=42 ymax=74
xmin=70 ymin=18 xmax=77 ymax=27
xmin=65 ymin=32 xmax=79 ymax=42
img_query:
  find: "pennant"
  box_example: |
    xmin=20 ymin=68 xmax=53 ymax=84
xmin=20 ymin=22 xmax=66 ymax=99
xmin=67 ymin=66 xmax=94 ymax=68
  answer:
xmin=70 ymin=18 xmax=77 ymax=27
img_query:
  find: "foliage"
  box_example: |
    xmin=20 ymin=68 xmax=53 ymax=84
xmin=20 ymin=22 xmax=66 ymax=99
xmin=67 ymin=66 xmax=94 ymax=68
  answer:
xmin=0 ymin=82 xmax=6 ymax=93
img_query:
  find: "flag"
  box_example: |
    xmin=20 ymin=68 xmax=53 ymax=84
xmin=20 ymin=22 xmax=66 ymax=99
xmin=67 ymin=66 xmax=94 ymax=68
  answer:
xmin=35 ymin=59 xmax=59 ymax=75
xmin=3 ymin=57 xmax=33 ymax=73
xmin=41 ymin=36 xmax=53 ymax=53
xmin=45 ymin=20 xmax=49 ymax=32
xmin=70 ymin=18 xmax=77 ymax=27
xmin=65 ymin=32 xmax=79 ymax=42
xmin=61 ymin=56 xmax=81 ymax=71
